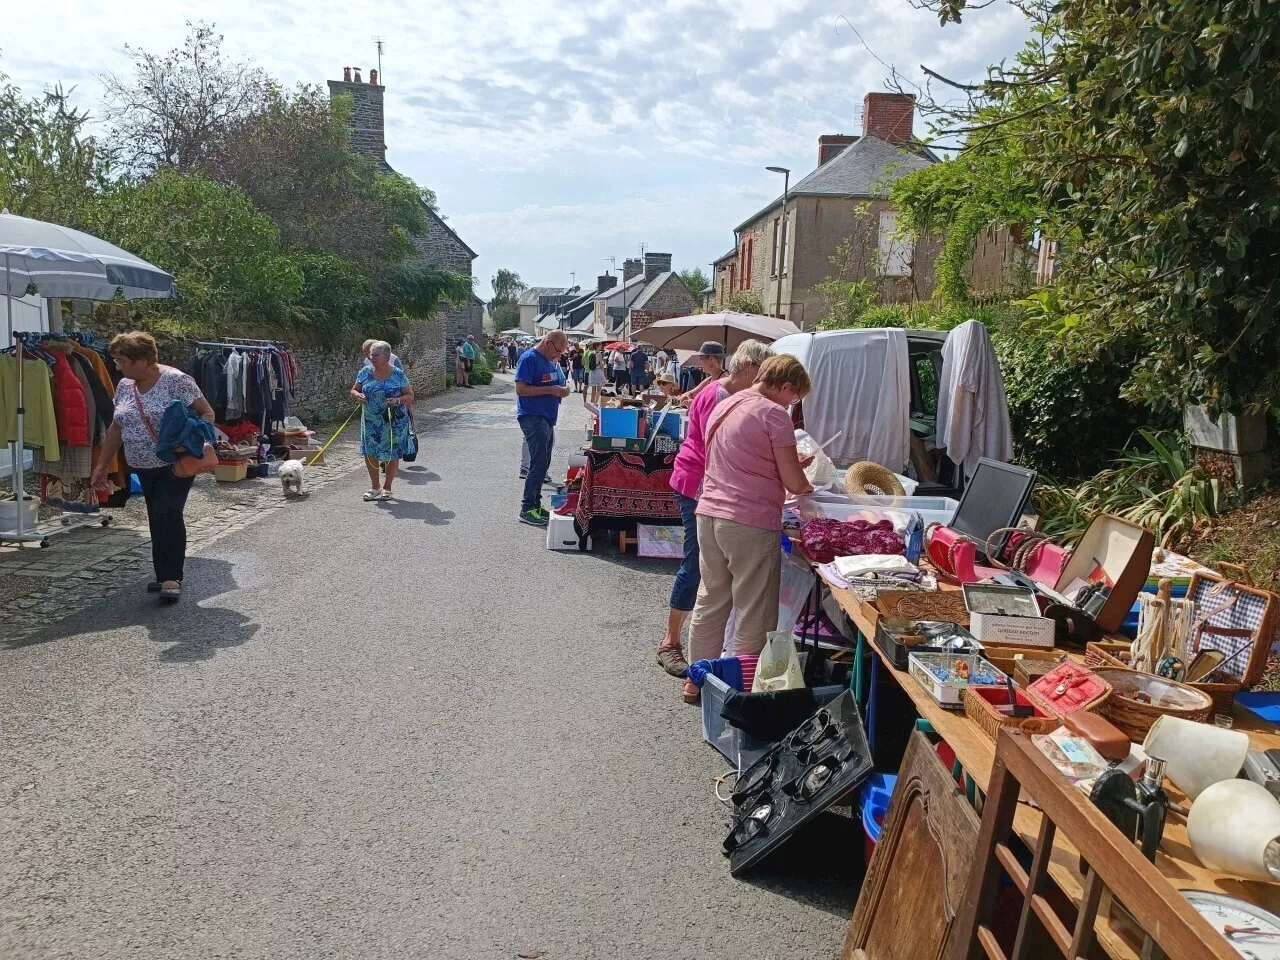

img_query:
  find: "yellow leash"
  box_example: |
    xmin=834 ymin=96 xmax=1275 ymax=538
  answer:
xmin=310 ymin=406 xmax=360 ymax=467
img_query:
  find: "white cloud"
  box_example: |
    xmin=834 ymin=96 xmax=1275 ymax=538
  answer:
xmin=1 ymin=0 xmax=1030 ymax=298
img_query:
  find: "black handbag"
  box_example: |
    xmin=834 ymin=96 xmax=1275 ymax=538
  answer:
xmin=401 ymin=409 xmax=419 ymax=462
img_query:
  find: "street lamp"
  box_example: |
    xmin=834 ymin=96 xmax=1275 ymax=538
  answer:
xmin=766 ymin=166 xmax=790 ymax=319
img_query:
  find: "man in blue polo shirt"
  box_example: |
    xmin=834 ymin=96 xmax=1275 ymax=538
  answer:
xmin=515 ymin=330 xmax=570 ymax=526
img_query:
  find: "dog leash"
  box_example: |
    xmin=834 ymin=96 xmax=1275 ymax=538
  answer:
xmin=310 ymin=406 xmax=360 ymax=467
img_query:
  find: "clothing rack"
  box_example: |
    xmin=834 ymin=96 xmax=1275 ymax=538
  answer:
xmin=1 ymin=330 xmax=113 ymax=547
xmin=190 ymin=338 xmax=295 ymax=442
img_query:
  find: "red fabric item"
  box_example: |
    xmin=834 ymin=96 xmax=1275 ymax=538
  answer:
xmin=737 ymin=654 xmax=759 ymax=691
xmin=50 ymin=352 xmax=89 ymax=445
xmin=573 ymin=449 xmax=679 ymax=529
xmin=219 ymin=420 xmax=261 ymax=443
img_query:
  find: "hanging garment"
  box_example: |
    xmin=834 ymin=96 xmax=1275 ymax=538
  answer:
xmin=68 ymin=351 xmax=113 ymax=443
xmin=72 ymin=344 xmax=129 ymax=487
xmin=0 ymin=354 xmax=60 ymax=460
xmin=50 ymin=351 xmax=90 ymax=446
xmin=225 ymin=350 xmax=246 ymax=420
xmin=936 ymin=319 xmax=1014 ymax=480
xmin=67 ymin=353 xmax=99 ymax=445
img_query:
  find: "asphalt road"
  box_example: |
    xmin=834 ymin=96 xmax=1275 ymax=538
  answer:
xmin=0 ymin=379 xmax=861 ymax=960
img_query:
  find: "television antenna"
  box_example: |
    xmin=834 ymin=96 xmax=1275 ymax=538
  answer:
xmin=372 ymin=37 xmax=386 ymax=80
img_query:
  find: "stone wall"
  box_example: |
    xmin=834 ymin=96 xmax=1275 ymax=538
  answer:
xmin=326 ymin=80 xmax=387 ymax=163
xmin=630 ymin=309 xmax=688 ymax=334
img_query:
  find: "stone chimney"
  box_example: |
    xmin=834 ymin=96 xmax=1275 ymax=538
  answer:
xmin=818 ymin=134 xmax=858 ymax=166
xmin=370 ymin=69 xmax=379 ymax=86
xmin=862 ymin=92 xmax=915 ymax=144
xmin=343 ymin=66 xmax=352 ymax=81
xmin=597 ymin=273 xmax=618 ymax=295
xmin=644 ymin=252 xmax=673 ymax=283
xmin=328 ymin=67 xmax=387 ymax=164
xmin=623 ymin=258 xmax=643 ymax=282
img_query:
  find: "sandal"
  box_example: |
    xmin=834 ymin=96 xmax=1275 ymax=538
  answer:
xmin=363 ymin=489 xmax=381 ymax=501
xmin=378 ymin=490 xmax=394 ymax=501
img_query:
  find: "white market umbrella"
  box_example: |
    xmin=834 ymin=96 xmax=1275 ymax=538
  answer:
xmin=1 ymin=210 xmax=175 ymax=542
xmin=642 ymin=311 xmax=801 ymax=351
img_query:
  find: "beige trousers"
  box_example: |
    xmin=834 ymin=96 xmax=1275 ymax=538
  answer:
xmin=687 ymin=515 xmax=781 ymax=663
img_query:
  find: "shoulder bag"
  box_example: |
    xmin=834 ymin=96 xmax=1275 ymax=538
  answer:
xmin=133 ymin=383 xmax=219 ymax=478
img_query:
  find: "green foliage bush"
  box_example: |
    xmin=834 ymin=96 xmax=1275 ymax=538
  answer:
xmin=468 ymin=355 xmax=494 ymax=386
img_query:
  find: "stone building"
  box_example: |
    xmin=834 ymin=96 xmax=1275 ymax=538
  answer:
xmin=592 ymin=253 xmax=696 ymax=338
xmin=713 ymin=92 xmax=1015 ymax=327
xmin=326 ymin=67 xmax=482 ymax=363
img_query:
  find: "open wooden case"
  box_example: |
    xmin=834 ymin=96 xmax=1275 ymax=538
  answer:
xmin=1054 ymin=514 xmax=1155 ymax=633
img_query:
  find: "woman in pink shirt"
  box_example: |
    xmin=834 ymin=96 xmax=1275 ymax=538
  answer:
xmin=683 ymin=354 xmax=814 ymax=703
xmin=657 ymin=340 xmax=773 ymax=680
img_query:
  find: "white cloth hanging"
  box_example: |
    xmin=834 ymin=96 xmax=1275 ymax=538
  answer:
xmin=770 ymin=329 xmax=911 ymax=470
xmin=936 ymin=319 xmax=1013 ymax=479
xmin=225 ymin=349 xmax=246 ymax=420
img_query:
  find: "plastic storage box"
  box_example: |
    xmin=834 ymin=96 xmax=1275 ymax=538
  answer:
xmin=599 ymin=407 xmax=643 ymax=439
xmin=701 ymin=673 xmax=845 ymax=770
xmin=647 ymin=409 xmax=684 ymax=440
xmin=546 ymin=511 xmax=587 ymax=551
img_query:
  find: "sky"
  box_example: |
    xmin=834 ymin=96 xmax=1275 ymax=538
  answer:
xmin=3 ymin=0 xmax=1031 ymax=301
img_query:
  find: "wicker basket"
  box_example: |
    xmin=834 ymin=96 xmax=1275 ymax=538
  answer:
xmin=963 ymin=685 xmax=1062 ymax=742
xmin=1085 ymin=642 xmax=1241 ymax=715
xmin=1091 ymin=667 xmax=1213 ymax=742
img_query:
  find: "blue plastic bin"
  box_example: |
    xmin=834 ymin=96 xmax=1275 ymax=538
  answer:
xmin=599 ymin=408 xmax=643 ymax=439
xmin=860 ymin=773 xmax=898 ymax=862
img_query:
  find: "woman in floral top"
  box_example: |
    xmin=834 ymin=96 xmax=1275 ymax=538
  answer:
xmin=90 ymin=331 xmax=215 ymax=604
xmin=351 ymin=340 xmax=415 ymax=501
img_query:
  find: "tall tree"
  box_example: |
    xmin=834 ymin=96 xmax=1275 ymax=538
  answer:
xmin=906 ymin=0 xmax=1280 ymax=413
xmin=0 ymin=69 xmax=110 ymax=227
xmin=100 ymin=21 xmax=267 ymax=174
xmin=678 ymin=267 xmax=709 ymax=300
xmin=490 ymin=268 xmax=526 ymax=306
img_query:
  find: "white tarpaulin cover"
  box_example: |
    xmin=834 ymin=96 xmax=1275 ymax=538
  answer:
xmin=771 ymin=329 xmax=910 ymax=470
xmin=936 ymin=319 xmax=1013 ymax=477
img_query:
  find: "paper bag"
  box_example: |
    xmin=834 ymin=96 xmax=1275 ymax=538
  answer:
xmin=752 ymin=630 xmax=805 ymax=693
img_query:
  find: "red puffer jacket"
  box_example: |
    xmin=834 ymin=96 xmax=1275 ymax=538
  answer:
xmin=51 ymin=352 xmax=89 ymax=445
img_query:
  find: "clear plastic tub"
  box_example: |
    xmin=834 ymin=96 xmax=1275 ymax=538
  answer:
xmin=701 ymin=673 xmax=845 ymax=770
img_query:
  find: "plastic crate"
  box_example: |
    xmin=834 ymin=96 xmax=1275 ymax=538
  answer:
xmin=701 ymin=673 xmax=846 ymax=771
xmin=600 ymin=407 xmax=643 ymax=439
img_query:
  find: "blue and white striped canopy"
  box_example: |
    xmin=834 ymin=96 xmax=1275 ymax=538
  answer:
xmin=0 ymin=210 xmax=175 ymax=301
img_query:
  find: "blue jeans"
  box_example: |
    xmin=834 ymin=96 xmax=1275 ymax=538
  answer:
xmin=669 ymin=493 xmax=700 ymax=611
xmin=518 ymin=415 xmax=555 ymax=510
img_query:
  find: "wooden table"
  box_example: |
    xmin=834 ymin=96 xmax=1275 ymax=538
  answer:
xmin=823 ymin=575 xmax=1280 ymax=960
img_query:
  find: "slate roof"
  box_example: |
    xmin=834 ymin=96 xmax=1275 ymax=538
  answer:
xmin=630 ymin=272 xmax=676 ymax=310
xmin=518 ymin=286 xmax=570 ymax=307
xmin=593 ymin=273 xmax=647 ymax=304
xmin=733 ymin=134 xmax=937 ymax=231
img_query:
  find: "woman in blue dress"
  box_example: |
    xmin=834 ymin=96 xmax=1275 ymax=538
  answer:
xmin=351 ymin=340 xmax=415 ymax=501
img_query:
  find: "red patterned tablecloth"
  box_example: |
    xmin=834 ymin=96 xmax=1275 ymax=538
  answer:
xmin=574 ymin=448 xmax=680 ymax=533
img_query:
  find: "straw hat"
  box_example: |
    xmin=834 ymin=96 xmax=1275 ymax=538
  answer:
xmin=845 ymin=461 xmax=905 ymax=497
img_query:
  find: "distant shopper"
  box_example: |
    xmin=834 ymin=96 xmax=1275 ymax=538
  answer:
xmin=90 ymin=331 xmax=216 ymax=605
xmin=629 ymin=346 xmax=648 ymax=394
xmin=611 ymin=347 xmax=630 ymax=396
xmin=455 ymin=339 xmax=471 ymax=388
xmin=682 ymin=354 xmax=813 ymax=703
xmin=570 ymin=346 xmax=585 ymax=393
xmin=498 ymin=341 xmax=510 ymax=373
xmin=507 ymin=341 xmax=519 ymax=370
xmin=352 ymin=340 xmax=415 ymax=502
xmin=515 ymin=330 xmax=570 ymax=526
xmin=362 ymin=338 xmax=402 ymax=370
xmin=586 ymin=343 xmax=606 ymax=405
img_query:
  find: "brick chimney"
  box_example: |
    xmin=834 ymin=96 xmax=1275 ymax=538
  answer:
xmin=818 ymin=134 xmax=858 ymax=166
xmin=370 ymin=68 xmax=379 ymax=86
xmin=623 ymin=258 xmax=643 ymax=282
xmin=328 ymin=67 xmax=387 ymax=164
xmin=597 ymin=273 xmax=618 ymax=295
xmin=862 ymin=92 xmax=915 ymax=144
xmin=644 ymin=252 xmax=672 ymax=283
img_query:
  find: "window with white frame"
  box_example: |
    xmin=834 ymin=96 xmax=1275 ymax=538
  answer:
xmin=877 ymin=209 xmax=912 ymax=277
xmin=771 ymin=217 xmax=781 ymax=276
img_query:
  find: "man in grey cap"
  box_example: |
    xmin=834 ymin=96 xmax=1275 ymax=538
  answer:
xmin=680 ymin=341 xmax=725 ymax=403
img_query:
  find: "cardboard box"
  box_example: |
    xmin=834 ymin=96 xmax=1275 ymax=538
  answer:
xmin=590 ymin=436 xmax=648 ymax=453
xmin=286 ymin=447 xmax=324 ymax=465
xmin=214 ymin=461 xmax=249 ymax=483
xmin=1054 ymin=514 xmax=1154 ymax=633
xmin=963 ymin=583 xmax=1056 ymax=649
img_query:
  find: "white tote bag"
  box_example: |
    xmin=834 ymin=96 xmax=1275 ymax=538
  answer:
xmin=752 ymin=630 xmax=806 ymax=693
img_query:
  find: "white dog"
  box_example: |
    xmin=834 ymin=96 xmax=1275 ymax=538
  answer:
xmin=278 ymin=459 xmax=305 ymax=496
